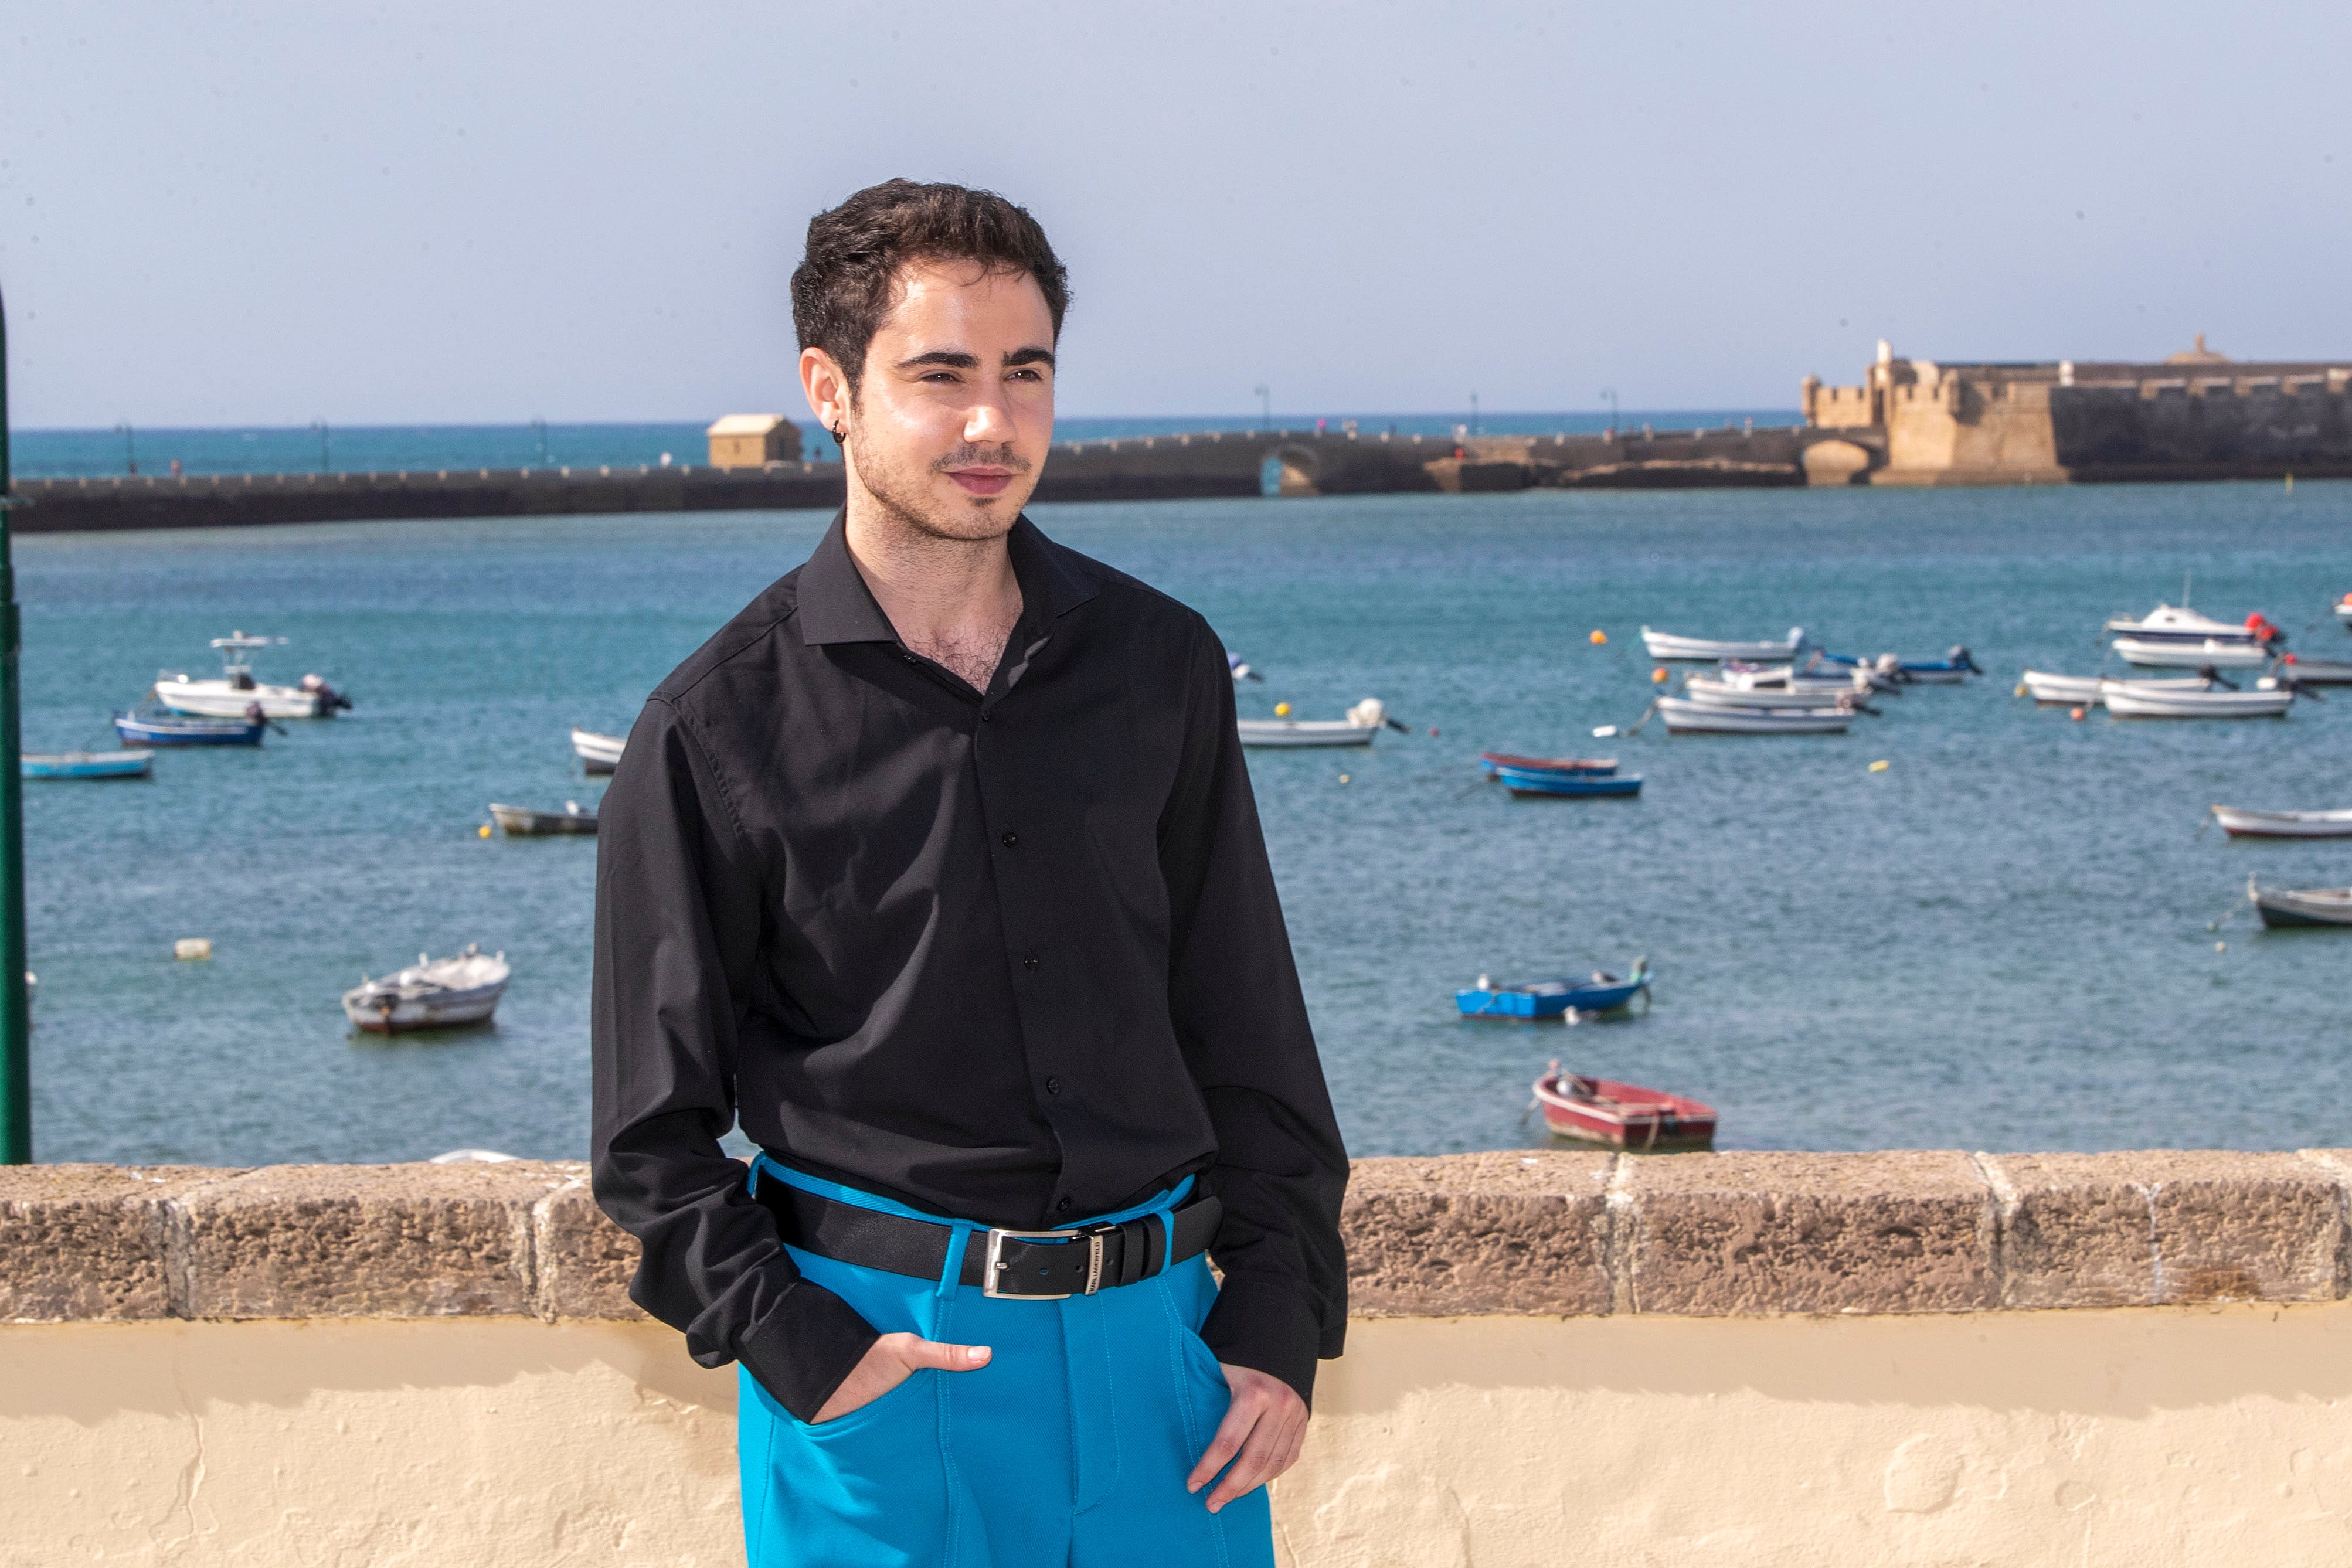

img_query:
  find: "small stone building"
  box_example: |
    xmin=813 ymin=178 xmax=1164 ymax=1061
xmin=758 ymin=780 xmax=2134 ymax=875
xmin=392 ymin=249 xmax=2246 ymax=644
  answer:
xmin=705 ymin=414 xmax=803 ymax=468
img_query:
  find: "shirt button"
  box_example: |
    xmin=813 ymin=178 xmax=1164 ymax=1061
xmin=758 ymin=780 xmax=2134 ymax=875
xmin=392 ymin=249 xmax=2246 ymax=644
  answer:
xmin=981 ymin=709 xmax=995 ymax=723
xmin=901 ymin=652 xmax=917 ymax=665
xmin=1045 ymin=1077 xmax=1062 ymax=1096
xmin=1022 ymin=955 xmax=1040 ymax=971
xmin=1056 ymin=1198 xmax=1072 ymax=1214
xmin=1001 ymin=831 xmax=1018 ymax=848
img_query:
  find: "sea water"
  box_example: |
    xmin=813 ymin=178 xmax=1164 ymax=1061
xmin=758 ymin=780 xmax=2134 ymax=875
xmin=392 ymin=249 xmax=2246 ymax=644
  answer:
xmin=17 ymin=480 xmax=2350 ymax=1165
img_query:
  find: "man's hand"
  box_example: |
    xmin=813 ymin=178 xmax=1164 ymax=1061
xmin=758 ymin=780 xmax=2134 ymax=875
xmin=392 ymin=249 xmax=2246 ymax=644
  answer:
xmin=811 ymin=1331 xmax=991 ymax=1423
xmin=1186 ymin=1363 xmax=1308 ymax=1513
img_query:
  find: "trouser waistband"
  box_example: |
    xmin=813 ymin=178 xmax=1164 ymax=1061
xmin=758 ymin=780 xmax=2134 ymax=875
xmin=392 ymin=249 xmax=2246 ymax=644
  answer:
xmin=752 ymin=1165 xmax=1221 ymax=1300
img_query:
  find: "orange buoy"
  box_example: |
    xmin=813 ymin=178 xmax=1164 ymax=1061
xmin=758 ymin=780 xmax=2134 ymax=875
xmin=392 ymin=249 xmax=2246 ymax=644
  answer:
xmin=2069 ymin=706 xmax=2087 ymax=721
xmin=1589 ymin=630 xmax=1607 ymax=645
xmin=1651 ymin=668 xmax=1669 ymax=684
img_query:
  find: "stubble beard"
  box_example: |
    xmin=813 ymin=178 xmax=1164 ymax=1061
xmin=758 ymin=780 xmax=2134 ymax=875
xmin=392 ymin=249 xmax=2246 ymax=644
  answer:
xmin=851 ymin=428 xmax=1036 ymax=546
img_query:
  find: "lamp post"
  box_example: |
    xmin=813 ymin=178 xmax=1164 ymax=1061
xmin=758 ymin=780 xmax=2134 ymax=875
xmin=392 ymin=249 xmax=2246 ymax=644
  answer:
xmin=115 ymin=421 xmax=137 ymax=475
xmin=1470 ymin=392 xmax=1480 ymax=437
xmin=1254 ymin=385 xmax=1270 ymax=433
xmin=1599 ymin=387 xmax=1619 ymax=438
xmin=531 ymin=417 xmax=549 ymax=468
xmin=0 ymin=287 xmax=33 ymax=1163
xmin=311 ymin=420 xmax=329 ymax=474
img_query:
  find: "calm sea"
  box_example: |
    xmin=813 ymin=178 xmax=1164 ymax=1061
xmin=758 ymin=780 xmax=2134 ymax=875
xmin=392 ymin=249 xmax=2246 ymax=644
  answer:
xmin=9 ymin=411 xmax=1792 ymax=479
xmin=16 ymin=479 xmax=2351 ymax=1166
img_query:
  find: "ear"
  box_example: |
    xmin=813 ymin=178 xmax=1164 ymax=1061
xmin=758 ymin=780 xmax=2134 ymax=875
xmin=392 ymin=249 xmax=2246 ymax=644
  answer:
xmin=800 ymin=346 xmax=852 ymax=437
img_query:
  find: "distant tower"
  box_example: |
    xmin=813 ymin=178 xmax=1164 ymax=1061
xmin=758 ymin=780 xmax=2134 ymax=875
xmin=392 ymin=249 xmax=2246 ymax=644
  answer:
xmin=1877 ymin=338 xmax=1893 ymax=367
xmin=2166 ymin=333 xmax=2230 ymax=366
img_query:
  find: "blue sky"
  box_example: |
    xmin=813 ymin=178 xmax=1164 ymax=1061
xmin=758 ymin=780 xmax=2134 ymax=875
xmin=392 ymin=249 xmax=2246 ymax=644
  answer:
xmin=2 ymin=2 xmax=2344 ymax=426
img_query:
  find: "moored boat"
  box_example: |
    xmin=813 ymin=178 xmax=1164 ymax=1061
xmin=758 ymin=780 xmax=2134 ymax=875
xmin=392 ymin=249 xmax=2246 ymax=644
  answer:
xmin=1641 ymin=626 xmax=1807 ymax=662
xmin=113 ymin=709 xmax=267 ymax=747
xmin=2101 ymin=681 xmax=2293 ymax=719
xmin=155 ymin=632 xmax=350 ymax=719
xmin=2112 ymin=636 xmax=2273 ymax=670
xmin=2102 ymin=603 xmax=2276 ymax=647
xmin=1533 ymin=1061 xmax=1715 ymax=1151
xmin=2248 ymin=876 xmax=2352 ymax=929
xmin=342 ymin=944 xmax=511 ymax=1033
xmin=2020 ymin=671 xmax=2215 ymax=706
xmin=2211 ymin=805 xmax=2352 ymax=839
xmin=1238 ymin=698 xmax=1399 ymax=749
xmin=1493 ymin=766 xmax=1642 ymax=798
xmin=2275 ymin=654 xmax=2352 ymax=685
xmin=1895 ymin=645 xmax=1983 ymax=683
xmin=1682 ymin=675 xmax=1872 ymax=710
xmin=1658 ymin=696 xmax=1854 ymax=734
xmin=489 ymin=800 xmax=598 ymax=836
xmin=573 ymin=727 xmax=627 ymax=774
xmin=23 ymin=750 xmax=154 ymax=780
xmin=1458 ymin=959 xmax=1650 ymax=1019
xmin=1478 ymin=752 xmax=1617 ymax=776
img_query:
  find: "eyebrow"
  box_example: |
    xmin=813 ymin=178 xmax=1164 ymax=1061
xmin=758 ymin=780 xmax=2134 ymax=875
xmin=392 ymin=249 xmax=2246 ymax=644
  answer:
xmin=894 ymin=347 xmax=1057 ymax=372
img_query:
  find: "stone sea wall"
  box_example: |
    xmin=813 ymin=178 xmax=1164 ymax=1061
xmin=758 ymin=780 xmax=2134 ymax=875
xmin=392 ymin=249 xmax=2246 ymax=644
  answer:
xmin=11 ymin=1149 xmax=2352 ymax=1566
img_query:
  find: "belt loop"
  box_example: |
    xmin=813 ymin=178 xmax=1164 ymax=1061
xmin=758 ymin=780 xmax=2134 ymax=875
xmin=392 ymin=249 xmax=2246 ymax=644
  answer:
xmin=937 ymin=1220 xmax=975 ymax=1298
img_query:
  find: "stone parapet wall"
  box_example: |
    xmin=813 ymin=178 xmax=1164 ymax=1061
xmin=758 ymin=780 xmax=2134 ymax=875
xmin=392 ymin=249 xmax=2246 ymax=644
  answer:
xmin=9 ymin=1148 xmax=2351 ymax=1325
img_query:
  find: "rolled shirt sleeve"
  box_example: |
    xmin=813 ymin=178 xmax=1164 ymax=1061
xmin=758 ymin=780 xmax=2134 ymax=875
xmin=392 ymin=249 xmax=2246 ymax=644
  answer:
xmin=1160 ymin=621 xmax=1351 ymax=1405
xmin=590 ymin=698 xmax=879 ymax=1422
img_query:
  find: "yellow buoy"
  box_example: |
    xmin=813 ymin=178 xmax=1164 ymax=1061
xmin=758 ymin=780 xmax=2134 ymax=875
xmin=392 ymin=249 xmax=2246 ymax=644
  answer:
xmin=1868 ymin=760 xmax=1890 ymax=773
xmin=1650 ymin=667 xmax=1668 ymax=684
xmin=478 ymin=824 xmax=492 ymax=838
xmin=2013 ymin=683 xmax=2028 ymax=698
xmin=1274 ymin=702 xmax=1291 ymax=717
xmin=1338 ymin=773 xmax=1351 ymax=784
xmin=1589 ymin=629 xmax=1607 ymax=645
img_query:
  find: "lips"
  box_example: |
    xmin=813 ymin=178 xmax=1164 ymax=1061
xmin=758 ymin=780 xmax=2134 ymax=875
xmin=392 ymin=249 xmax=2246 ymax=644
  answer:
xmin=948 ymin=469 xmax=1014 ymax=497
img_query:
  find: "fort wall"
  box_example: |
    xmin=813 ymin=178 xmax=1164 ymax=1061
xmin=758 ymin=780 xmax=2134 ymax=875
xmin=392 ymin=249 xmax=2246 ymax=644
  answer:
xmin=10 ymin=1150 xmax=2352 ymax=1565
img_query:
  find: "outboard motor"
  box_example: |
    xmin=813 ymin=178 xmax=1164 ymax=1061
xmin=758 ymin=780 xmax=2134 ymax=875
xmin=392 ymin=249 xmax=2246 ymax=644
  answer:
xmin=301 ymin=672 xmax=354 ymax=712
xmin=1947 ymin=644 xmax=1980 ymax=674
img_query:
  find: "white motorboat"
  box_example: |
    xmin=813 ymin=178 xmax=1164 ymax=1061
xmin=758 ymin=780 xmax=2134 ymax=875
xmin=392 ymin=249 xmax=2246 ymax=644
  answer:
xmin=1642 ymin=627 xmax=1807 ymax=662
xmin=2102 ymin=603 xmax=2263 ymax=645
xmin=342 ymin=944 xmax=511 ymax=1033
xmin=573 ymin=727 xmax=627 ymax=774
xmin=155 ymin=632 xmax=351 ymax=719
xmin=1236 ymin=697 xmax=1393 ymax=749
xmin=2101 ymin=680 xmax=2293 ymax=719
xmin=1681 ymin=675 xmax=1871 ymax=710
xmin=1657 ymin=696 xmax=1854 ymax=734
xmin=2249 ymin=876 xmax=2352 ymax=928
xmin=2111 ymin=636 xmax=2274 ymax=670
xmin=2335 ymin=594 xmax=2352 ymax=626
xmin=2019 ymin=671 xmax=2214 ymax=706
xmin=2211 ymin=805 xmax=2352 ymax=839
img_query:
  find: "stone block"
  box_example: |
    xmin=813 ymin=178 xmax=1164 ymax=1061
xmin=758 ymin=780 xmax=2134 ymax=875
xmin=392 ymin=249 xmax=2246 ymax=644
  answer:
xmin=1620 ymin=1151 xmax=1995 ymax=1315
xmin=532 ymin=1168 xmax=645 ymax=1320
xmin=0 ymin=1165 xmax=226 ymax=1320
xmin=1978 ymin=1152 xmax=2158 ymax=1308
xmin=1343 ymin=1151 xmax=1615 ymax=1317
xmin=2139 ymin=1151 xmax=2341 ymax=1304
xmin=178 ymin=1162 xmax=566 ymax=1318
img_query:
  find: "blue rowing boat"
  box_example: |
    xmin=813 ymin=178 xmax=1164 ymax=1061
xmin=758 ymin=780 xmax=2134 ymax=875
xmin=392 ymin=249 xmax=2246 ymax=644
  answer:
xmin=1456 ymin=958 xmax=1651 ymax=1019
xmin=23 ymin=750 xmax=155 ymax=780
xmin=1493 ymin=765 xmax=1641 ymax=798
xmin=113 ymin=710 xmax=267 ymax=747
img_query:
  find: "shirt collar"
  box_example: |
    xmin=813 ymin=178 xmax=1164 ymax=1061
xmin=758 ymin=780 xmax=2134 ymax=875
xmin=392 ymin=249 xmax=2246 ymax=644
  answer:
xmin=798 ymin=509 xmax=1097 ymax=647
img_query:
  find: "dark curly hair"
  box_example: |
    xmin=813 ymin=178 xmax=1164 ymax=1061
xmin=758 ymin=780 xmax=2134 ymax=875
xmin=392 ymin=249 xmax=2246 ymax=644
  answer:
xmin=791 ymin=179 xmax=1070 ymax=399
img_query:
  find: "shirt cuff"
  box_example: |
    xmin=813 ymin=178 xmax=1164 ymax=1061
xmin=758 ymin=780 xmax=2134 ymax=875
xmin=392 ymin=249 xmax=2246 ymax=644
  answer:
xmin=733 ymin=1276 xmax=883 ymax=1423
xmin=1198 ymin=1276 xmax=1337 ymax=1409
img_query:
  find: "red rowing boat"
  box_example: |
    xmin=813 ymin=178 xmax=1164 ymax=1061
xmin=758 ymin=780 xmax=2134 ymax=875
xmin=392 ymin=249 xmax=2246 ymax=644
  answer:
xmin=1479 ymin=751 xmax=1618 ymax=774
xmin=1533 ymin=1061 xmax=1716 ymax=1151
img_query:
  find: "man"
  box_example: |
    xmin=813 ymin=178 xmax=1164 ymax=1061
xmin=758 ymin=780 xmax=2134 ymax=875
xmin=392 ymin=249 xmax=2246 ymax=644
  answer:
xmin=592 ymin=179 xmax=1348 ymax=1567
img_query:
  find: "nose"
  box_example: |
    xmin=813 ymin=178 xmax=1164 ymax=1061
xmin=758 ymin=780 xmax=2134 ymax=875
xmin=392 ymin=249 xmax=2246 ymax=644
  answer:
xmin=964 ymin=394 xmax=1014 ymax=447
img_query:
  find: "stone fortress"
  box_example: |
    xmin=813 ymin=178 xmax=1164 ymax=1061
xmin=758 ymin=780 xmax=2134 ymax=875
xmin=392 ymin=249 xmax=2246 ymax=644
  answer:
xmin=1800 ymin=335 xmax=2352 ymax=486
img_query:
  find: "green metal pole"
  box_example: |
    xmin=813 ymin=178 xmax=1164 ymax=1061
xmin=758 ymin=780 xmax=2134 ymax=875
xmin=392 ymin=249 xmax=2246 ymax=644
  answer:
xmin=0 ymin=284 xmax=31 ymax=1163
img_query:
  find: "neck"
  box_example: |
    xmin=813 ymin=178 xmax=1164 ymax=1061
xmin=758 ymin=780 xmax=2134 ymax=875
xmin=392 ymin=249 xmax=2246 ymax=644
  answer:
xmin=840 ymin=480 xmax=1025 ymax=690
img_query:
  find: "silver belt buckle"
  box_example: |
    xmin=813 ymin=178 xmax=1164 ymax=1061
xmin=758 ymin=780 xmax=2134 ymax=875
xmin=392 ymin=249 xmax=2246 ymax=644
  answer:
xmin=981 ymin=1225 xmax=1110 ymax=1299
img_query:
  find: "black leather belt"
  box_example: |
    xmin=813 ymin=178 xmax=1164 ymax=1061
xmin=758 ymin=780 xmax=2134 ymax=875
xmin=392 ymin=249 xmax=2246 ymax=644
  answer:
xmin=755 ymin=1175 xmax=1221 ymax=1300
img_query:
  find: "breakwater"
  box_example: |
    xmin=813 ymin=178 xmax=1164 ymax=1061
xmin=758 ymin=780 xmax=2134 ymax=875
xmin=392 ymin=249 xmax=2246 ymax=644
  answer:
xmin=5 ymin=424 xmax=1847 ymax=533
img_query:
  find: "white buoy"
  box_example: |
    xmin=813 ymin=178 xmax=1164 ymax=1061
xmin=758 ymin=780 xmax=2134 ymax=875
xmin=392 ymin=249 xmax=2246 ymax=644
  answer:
xmin=173 ymin=938 xmax=212 ymax=961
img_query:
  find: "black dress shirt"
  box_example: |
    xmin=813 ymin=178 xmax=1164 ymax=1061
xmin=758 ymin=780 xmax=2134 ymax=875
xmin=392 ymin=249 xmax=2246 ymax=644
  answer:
xmin=591 ymin=512 xmax=1348 ymax=1422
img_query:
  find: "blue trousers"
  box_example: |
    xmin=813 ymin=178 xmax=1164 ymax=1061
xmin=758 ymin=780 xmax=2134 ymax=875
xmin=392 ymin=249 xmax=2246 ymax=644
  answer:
xmin=739 ymin=1158 xmax=1277 ymax=1567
